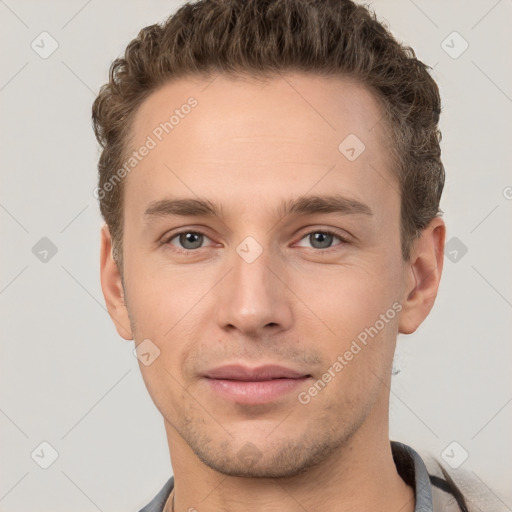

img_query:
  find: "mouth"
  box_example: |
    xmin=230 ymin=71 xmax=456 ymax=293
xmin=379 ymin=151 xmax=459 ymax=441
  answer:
xmin=203 ymin=364 xmax=312 ymax=405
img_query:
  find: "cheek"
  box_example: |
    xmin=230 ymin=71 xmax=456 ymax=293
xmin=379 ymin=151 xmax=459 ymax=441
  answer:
xmin=292 ymin=260 xmax=400 ymax=333
xmin=294 ymin=269 xmax=398 ymax=417
xmin=123 ymin=254 xmax=205 ymax=337
xmin=124 ymin=275 xmax=167 ymax=337
xmin=289 ymin=259 xmax=401 ymax=393
xmin=124 ymin=260 xmax=219 ymax=387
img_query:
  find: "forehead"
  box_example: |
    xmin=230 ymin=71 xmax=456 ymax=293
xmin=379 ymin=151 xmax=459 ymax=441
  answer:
xmin=124 ymin=72 xmax=397 ymax=222
xmin=130 ymin=72 xmax=389 ymax=158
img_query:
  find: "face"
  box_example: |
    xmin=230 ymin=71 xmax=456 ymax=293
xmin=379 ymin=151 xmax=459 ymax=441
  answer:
xmin=100 ymin=72 xmax=444 ymax=478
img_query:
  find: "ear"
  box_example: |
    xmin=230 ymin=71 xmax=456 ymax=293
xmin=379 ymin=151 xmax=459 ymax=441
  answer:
xmin=99 ymin=224 xmax=133 ymax=340
xmin=398 ymin=216 xmax=446 ymax=335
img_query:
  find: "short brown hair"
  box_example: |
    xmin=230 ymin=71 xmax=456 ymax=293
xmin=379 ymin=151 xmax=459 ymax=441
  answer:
xmin=92 ymin=0 xmax=444 ymax=266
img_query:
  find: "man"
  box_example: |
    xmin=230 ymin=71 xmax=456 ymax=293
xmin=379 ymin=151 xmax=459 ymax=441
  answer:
xmin=92 ymin=0 xmax=472 ymax=510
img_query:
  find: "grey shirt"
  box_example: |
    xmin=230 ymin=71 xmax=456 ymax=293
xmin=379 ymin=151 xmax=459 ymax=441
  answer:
xmin=139 ymin=441 xmax=463 ymax=512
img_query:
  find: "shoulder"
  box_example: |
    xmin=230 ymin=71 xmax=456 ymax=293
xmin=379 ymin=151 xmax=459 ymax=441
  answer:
xmin=138 ymin=477 xmax=174 ymax=512
xmin=421 ymin=451 xmax=507 ymax=512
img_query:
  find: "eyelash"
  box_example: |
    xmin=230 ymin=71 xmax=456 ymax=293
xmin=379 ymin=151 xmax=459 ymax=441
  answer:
xmin=162 ymin=229 xmax=350 ymax=253
xmin=295 ymin=229 xmax=351 ymax=252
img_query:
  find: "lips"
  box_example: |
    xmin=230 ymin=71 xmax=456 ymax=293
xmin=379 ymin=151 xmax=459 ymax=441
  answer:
xmin=203 ymin=364 xmax=312 ymax=404
xmin=204 ymin=364 xmax=309 ymax=381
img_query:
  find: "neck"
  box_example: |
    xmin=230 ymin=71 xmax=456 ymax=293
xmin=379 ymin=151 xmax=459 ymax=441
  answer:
xmin=163 ymin=409 xmax=415 ymax=512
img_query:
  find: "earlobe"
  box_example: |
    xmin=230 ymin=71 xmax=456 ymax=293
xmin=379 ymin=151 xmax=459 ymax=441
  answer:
xmin=398 ymin=217 xmax=446 ymax=335
xmin=99 ymin=224 xmax=133 ymax=340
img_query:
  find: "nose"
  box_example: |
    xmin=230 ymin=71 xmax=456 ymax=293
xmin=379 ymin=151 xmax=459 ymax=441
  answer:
xmin=215 ymin=242 xmax=293 ymax=338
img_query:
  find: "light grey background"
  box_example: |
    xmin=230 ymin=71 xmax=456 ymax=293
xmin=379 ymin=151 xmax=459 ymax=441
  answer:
xmin=1 ymin=0 xmax=511 ymax=510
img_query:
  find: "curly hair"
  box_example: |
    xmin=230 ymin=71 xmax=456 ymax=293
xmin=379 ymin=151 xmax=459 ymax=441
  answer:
xmin=92 ymin=0 xmax=444 ymax=266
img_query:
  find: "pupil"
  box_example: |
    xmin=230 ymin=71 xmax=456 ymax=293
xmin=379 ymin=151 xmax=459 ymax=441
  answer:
xmin=181 ymin=232 xmax=202 ymax=249
xmin=312 ymin=232 xmax=332 ymax=249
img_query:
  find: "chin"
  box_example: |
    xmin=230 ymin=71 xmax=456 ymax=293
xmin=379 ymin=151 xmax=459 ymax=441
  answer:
xmin=189 ymin=434 xmax=341 ymax=479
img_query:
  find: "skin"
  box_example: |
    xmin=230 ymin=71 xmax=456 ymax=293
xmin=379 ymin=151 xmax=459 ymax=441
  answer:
xmin=100 ymin=72 xmax=445 ymax=512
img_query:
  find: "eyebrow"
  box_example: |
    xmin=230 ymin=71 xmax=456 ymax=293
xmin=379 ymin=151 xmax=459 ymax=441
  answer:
xmin=143 ymin=194 xmax=373 ymax=221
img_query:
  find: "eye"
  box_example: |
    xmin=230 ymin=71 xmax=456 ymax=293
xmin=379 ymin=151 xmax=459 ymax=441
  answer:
xmin=295 ymin=230 xmax=349 ymax=250
xmin=166 ymin=231 xmax=211 ymax=250
xmin=163 ymin=229 xmax=349 ymax=252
